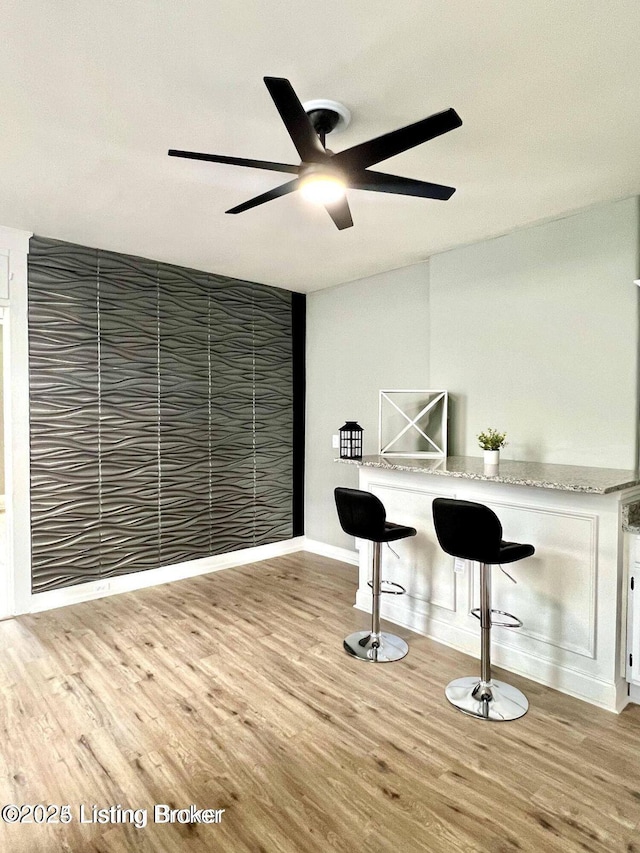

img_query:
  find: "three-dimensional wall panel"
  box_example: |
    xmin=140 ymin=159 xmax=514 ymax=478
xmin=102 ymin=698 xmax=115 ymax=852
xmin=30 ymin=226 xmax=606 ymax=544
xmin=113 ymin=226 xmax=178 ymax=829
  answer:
xmin=28 ymin=236 xmax=298 ymax=593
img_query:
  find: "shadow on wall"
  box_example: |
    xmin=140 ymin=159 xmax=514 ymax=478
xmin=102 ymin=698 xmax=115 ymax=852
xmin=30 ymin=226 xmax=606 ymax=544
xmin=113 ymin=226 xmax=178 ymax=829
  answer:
xmin=446 ymin=394 xmax=464 ymax=457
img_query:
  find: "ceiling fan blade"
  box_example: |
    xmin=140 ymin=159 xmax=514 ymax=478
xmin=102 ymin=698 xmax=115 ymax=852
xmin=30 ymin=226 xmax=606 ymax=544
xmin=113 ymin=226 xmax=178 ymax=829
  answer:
xmin=168 ymin=149 xmax=298 ymax=174
xmin=324 ymin=197 xmax=354 ymax=230
xmin=263 ymin=77 xmax=327 ymax=163
xmin=226 ymin=179 xmax=300 ymax=215
xmin=335 ymin=108 xmax=462 ymax=172
xmin=350 ymin=169 xmax=456 ymax=200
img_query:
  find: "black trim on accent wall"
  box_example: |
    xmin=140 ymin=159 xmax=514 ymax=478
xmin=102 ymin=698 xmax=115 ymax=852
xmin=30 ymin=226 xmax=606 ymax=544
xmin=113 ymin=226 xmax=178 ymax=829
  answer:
xmin=291 ymin=292 xmax=306 ymax=536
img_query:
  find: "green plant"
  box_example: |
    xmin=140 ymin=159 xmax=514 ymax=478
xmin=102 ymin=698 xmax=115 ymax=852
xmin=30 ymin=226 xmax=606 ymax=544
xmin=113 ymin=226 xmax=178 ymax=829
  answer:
xmin=477 ymin=428 xmax=507 ymax=451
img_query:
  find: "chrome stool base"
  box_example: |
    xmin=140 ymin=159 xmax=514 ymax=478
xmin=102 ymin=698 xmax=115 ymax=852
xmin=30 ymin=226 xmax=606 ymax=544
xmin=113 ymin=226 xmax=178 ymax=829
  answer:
xmin=445 ymin=676 xmax=529 ymax=721
xmin=343 ymin=630 xmax=409 ymax=662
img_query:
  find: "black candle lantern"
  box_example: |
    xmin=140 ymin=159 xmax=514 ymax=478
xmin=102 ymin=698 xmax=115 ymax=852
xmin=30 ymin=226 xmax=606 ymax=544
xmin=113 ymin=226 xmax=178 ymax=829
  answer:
xmin=339 ymin=421 xmax=363 ymax=459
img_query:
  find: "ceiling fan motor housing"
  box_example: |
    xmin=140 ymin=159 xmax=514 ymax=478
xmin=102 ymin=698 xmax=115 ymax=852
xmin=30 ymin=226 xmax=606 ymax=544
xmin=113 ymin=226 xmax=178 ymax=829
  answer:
xmin=302 ymin=98 xmax=352 ymax=144
xmin=307 ymin=108 xmax=341 ymax=137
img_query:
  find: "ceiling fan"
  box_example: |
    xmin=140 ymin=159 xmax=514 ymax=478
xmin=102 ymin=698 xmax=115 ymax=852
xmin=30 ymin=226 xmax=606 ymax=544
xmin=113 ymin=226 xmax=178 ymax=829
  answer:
xmin=168 ymin=76 xmax=462 ymax=230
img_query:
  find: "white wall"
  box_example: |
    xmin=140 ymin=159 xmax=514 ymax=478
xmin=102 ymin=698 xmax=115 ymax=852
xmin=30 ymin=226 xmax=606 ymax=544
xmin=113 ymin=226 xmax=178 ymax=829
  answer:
xmin=0 ymin=325 xmax=4 ymax=494
xmin=305 ymin=263 xmax=430 ymax=548
xmin=430 ymin=197 xmax=639 ymax=467
xmin=0 ymin=226 xmax=32 ymax=618
xmin=305 ymin=197 xmax=640 ymax=549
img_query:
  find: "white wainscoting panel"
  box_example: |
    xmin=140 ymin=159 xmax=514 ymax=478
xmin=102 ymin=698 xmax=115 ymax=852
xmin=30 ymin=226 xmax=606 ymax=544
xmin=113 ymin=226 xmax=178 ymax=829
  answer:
xmin=470 ymin=501 xmax=598 ymax=659
xmin=369 ymin=481 xmax=457 ymax=612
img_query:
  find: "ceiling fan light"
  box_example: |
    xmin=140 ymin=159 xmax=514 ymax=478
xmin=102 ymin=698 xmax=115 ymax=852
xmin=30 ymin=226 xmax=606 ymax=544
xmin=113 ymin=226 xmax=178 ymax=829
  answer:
xmin=299 ymin=173 xmax=346 ymax=204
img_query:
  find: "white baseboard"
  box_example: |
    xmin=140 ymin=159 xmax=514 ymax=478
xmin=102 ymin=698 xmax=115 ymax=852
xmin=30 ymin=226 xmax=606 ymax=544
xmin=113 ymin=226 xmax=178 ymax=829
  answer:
xmin=27 ymin=535 xmax=357 ymax=616
xmin=354 ymin=589 xmax=625 ymax=713
xmin=300 ymin=537 xmax=358 ymax=565
xmin=29 ymin=537 xmax=306 ymax=614
xmin=24 ymin=529 xmax=634 ymax=712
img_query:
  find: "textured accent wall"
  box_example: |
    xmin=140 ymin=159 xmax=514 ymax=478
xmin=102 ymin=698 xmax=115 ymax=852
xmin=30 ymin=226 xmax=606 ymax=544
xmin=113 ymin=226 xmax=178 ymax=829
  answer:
xmin=28 ymin=236 xmax=298 ymax=593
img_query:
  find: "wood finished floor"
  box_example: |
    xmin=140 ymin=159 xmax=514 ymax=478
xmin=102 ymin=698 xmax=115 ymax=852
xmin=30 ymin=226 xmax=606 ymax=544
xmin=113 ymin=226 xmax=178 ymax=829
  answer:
xmin=1 ymin=551 xmax=640 ymax=853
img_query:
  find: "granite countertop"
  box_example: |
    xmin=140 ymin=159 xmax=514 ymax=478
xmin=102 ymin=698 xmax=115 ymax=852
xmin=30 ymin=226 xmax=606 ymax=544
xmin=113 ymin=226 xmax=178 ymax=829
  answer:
xmin=336 ymin=454 xmax=640 ymax=495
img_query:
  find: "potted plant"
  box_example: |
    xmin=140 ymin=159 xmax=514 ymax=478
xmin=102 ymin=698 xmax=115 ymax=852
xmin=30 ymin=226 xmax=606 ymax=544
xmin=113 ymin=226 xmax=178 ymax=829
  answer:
xmin=477 ymin=428 xmax=507 ymax=464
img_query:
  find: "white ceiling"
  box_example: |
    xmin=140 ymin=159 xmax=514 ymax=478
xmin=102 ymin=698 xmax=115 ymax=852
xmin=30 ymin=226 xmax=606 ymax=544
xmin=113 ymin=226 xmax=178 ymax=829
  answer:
xmin=2 ymin=2 xmax=639 ymax=293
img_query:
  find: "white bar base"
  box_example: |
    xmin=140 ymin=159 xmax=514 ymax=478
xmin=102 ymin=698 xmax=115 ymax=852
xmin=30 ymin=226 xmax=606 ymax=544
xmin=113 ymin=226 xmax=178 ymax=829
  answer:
xmin=350 ymin=465 xmax=640 ymax=713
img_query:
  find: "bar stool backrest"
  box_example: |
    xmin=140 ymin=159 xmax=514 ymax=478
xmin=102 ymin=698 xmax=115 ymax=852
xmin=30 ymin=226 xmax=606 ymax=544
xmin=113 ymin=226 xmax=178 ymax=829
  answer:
xmin=334 ymin=487 xmax=386 ymax=542
xmin=432 ymin=497 xmax=504 ymax=564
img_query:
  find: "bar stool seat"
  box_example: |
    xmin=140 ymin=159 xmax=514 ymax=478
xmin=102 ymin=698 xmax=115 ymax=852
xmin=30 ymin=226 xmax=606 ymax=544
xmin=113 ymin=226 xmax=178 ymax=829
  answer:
xmin=432 ymin=497 xmax=535 ymax=721
xmin=380 ymin=521 xmax=418 ymax=542
xmin=335 ymin=487 xmax=416 ymax=662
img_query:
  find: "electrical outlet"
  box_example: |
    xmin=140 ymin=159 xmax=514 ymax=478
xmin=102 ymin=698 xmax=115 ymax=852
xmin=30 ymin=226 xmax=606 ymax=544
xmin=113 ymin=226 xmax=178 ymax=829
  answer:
xmin=454 ymin=558 xmax=466 ymax=574
xmin=332 ymin=434 xmax=339 ymax=449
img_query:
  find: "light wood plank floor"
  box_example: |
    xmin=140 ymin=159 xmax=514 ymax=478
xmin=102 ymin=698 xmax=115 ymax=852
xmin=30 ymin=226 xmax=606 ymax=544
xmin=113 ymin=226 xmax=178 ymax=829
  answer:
xmin=2 ymin=551 xmax=640 ymax=852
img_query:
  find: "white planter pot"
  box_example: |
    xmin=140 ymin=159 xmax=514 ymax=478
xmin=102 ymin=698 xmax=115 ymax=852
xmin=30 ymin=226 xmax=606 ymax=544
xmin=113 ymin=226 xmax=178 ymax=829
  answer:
xmin=483 ymin=449 xmax=500 ymax=464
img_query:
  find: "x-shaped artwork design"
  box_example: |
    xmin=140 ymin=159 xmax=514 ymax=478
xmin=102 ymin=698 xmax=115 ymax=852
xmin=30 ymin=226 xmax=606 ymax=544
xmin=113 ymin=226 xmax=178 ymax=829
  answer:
xmin=379 ymin=391 xmax=447 ymax=457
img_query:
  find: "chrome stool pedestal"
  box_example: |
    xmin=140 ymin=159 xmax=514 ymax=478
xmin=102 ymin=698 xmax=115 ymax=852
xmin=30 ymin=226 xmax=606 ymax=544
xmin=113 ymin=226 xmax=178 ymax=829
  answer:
xmin=445 ymin=677 xmax=528 ymax=721
xmin=335 ymin=487 xmax=416 ymax=664
xmin=445 ymin=561 xmax=528 ymax=721
xmin=343 ymin=541 xmax=408 ymax=662
xmin=432 ymin=497 xmax=535 ymax=722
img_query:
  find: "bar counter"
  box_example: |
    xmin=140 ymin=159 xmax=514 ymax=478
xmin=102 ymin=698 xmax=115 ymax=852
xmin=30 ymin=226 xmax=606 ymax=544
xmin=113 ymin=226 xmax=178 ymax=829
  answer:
xmin=336 ymin=454 xmax=640 ymax=711
xmin=338 ymin=454 xmax=640 ymax=494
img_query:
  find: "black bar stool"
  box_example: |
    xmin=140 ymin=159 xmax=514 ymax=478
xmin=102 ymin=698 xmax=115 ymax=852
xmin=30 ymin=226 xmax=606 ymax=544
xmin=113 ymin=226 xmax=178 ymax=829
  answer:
xmin=432 ymin=497 xmax=535 ymax=721
xmin=335 ymin=487 xmax=416 ymax=662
